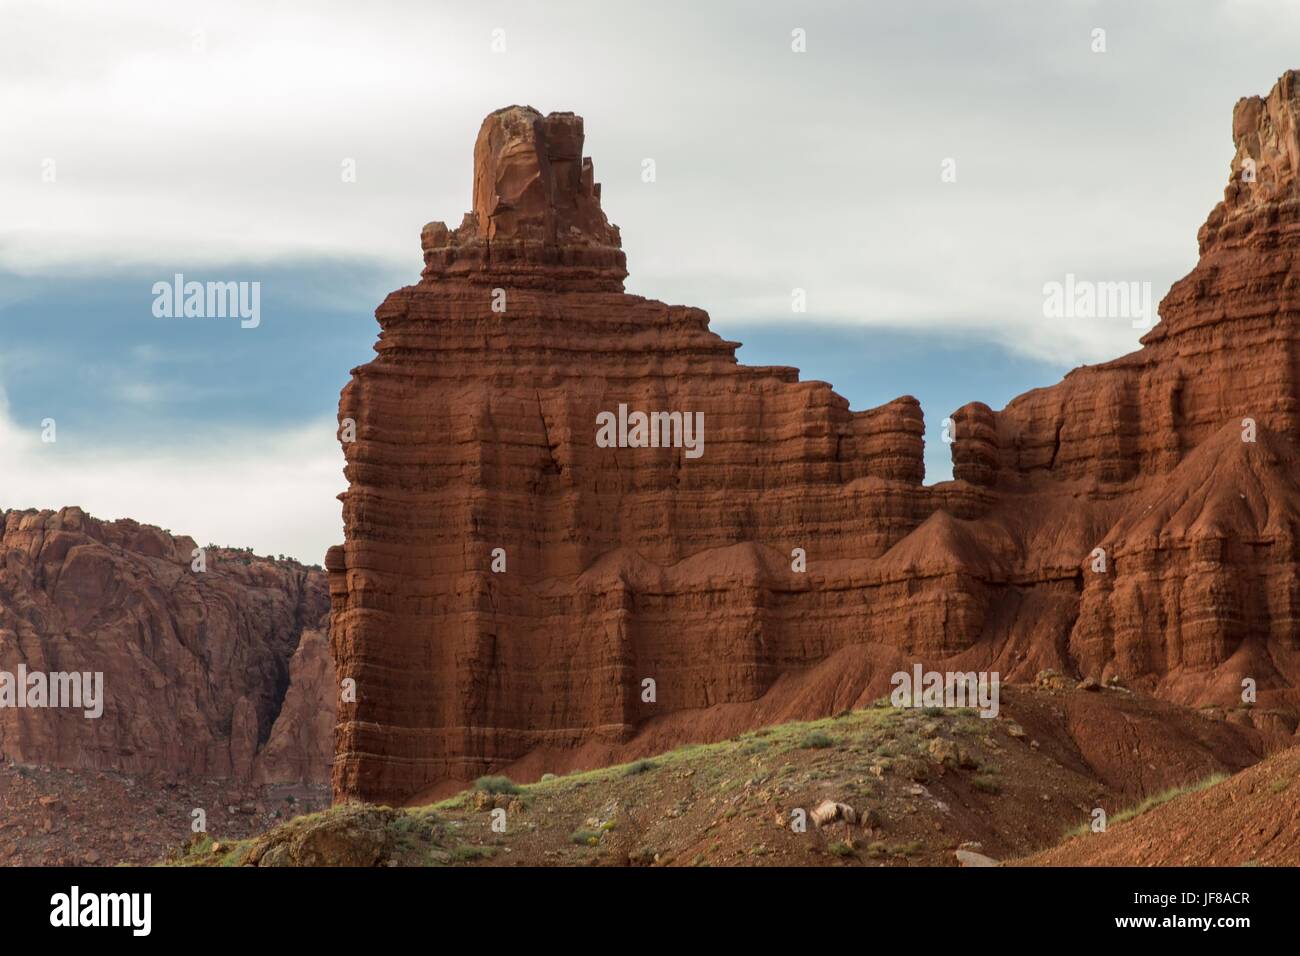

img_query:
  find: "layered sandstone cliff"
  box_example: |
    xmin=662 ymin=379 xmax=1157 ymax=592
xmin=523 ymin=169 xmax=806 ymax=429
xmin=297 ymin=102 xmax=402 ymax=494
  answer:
xmin=330 ymin=81 xmax=1300 ymax=804
xmin=0 ymin=507 xmax=333 ymax=783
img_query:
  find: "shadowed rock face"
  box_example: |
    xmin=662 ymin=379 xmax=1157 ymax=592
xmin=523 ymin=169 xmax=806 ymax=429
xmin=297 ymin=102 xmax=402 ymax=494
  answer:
xmin=0 ymin=507 xmax=332 ymax=783
xmin=329 ymin=75 xmax=1300 ymax=805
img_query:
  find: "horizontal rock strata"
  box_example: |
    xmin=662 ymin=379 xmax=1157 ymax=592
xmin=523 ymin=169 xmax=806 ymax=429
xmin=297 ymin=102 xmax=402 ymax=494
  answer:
xmin=330 ymin=82 xmax=1300 ymax=803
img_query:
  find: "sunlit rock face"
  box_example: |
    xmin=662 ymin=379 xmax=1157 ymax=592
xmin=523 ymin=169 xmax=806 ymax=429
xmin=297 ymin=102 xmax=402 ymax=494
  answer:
xmin=329 ymin=76 xmax=1300 ymax=805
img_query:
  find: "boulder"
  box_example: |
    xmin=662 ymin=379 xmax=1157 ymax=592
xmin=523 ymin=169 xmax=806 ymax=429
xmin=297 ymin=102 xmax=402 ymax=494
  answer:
xmin=810 ymin=800 xmax=858 ymax=828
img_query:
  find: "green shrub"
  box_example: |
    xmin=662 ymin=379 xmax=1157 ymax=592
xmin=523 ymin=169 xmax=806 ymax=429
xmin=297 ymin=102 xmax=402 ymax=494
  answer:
xmin=898 ymin=756 xmax=929 ymax=783
xmin=801 ymin=731 xmax=835 ymax=749
xmin=473 ymin=775 xmax=521 ymax=795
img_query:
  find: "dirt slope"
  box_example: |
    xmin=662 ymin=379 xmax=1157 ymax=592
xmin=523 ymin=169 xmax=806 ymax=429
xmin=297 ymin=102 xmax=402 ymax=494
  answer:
xmin=172 ymin=685 xmax=1282 ymax=868
xmin=0 ymin=760 xmax=328 ymax=866
xmin=1017 ymin=744 xmax=1300 ymax=866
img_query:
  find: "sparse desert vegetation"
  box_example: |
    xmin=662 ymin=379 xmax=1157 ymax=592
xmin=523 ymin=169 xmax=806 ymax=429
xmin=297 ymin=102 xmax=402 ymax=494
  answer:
xmin=164 ymin=685 xmax=1269 ymax=868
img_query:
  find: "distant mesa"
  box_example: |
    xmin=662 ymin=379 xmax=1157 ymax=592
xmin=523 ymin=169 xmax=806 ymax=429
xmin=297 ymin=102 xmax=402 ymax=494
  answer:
xmin=0 ymin=506 xmax=332 ymax=786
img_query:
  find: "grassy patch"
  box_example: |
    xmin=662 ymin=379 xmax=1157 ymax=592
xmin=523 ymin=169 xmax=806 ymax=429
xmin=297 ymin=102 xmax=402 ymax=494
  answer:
xmin=1062 ymin=773 xmax=1229 ymax=841
xmin=390 ymin=811 xmax=443 ymax=853
xmin=1109 ymin=774 xmax=1226 ymax=827
xmin=166 ymin=834 xmax=256 ymax=868
xmin=451 ymin=844 xmax=496 ymax=862
xmin=163 ymin=704 xmax=924 ymax=868
xmin=217 ymin=844 xmax=252 ymax=867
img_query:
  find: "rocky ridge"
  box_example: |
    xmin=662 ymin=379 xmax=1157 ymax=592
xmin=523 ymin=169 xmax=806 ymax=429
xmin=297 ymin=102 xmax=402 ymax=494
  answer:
xmin=0 ymin=506 xmax=334 ymax=784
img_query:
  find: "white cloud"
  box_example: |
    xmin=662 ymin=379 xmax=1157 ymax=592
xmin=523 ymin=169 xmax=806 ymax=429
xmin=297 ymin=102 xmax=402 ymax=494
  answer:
xmin=7 ymin=0 xmax=1299 ymax=365
xmin=0 ymin=385 xmax=345 ymax=564
xmin=3 ymin=1 xmax=1300 ymax=557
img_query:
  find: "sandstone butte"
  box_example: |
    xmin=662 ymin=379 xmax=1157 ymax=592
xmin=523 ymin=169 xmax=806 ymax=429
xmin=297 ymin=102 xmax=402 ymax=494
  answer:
xmin=0 ymin=507 xmax=333 ymax=786
xmin=326 ymin=72 xmax=1300 ymax=805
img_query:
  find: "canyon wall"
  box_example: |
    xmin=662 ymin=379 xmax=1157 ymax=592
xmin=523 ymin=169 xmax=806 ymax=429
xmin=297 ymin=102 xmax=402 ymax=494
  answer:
xmin=330 ymin=77 xmax=1300 ymax=804
xmin=0 ymin=507 xmax=333 ymax=784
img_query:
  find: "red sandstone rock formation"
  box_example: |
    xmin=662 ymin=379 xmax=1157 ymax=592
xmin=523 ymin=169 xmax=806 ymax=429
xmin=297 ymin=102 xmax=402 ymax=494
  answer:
xmin=253 ymin=627 xmax=335 ymax=785
xmin=0 ymin=507 xmax=332 ymax=783
xmin=971 ymin=71 xmax=1300 ymax=711
xmin=330 ymin=81 xmax=1300 ymax=805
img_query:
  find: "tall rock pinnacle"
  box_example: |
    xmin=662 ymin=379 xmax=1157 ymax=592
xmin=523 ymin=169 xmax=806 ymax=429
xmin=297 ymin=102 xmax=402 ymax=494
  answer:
xmin=420 ymin=106 xmax=626 ymax=289
xmin=1220 ymin=69 xmax=1300 ymax=223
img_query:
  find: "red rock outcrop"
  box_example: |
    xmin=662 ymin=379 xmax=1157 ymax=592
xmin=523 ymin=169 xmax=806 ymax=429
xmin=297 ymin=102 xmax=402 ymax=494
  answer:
xmin=253 ymin=628 xmax=335 ymax=786
xmin=0 ymin=507 xmax=333 ymax=783
xmin=969 ymin=71 xmax=1300 ymax=710
xmin=330 ymin=81 xmax=1300 ymax=805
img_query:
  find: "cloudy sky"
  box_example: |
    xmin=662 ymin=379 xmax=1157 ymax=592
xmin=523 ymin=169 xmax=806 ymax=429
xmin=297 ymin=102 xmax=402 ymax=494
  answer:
xmin=1 ymin=0 xmax=1296 ymax=562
